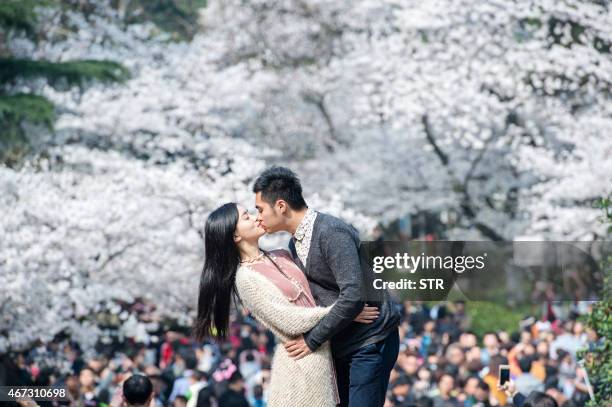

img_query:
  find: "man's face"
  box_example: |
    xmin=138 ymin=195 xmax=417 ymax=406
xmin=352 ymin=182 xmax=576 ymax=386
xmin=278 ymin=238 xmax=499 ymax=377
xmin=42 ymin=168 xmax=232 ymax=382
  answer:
xmin=475 ymin=386 xmax=489 ymax=401
xmin=79 ymin=368 xmax=95 ymax=387
xmin=254 ymin=192 xmax=284 ymax=233
xmin=448 ymin=346 xmax=464 ymax=366
xmin=464 ymin=377 xmax=478 ymax=395
xmin=484 ymin=334 xmax=498 ymax=348
xmin=537 ymin=341 xmax=549 ymax=357
xmin=439 ymin=375 xmax=454 ymax=394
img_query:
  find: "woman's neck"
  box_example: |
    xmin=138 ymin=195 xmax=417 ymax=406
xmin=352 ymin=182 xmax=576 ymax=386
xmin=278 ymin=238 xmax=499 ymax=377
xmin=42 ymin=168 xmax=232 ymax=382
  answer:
xmin=239 ymin=241 xmax=261 ymax=262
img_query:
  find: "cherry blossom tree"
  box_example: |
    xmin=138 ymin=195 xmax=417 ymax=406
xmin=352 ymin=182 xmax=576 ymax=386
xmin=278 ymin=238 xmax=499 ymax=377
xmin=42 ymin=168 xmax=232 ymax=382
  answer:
xmin=200 ymin=0 xmax=612 ymax=239
xmin=1 ymin=0 xmax=610 ymax=351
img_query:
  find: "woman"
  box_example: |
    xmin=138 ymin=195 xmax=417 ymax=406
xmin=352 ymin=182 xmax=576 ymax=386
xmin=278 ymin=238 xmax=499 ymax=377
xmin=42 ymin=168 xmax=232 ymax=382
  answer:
xmin=193 ymin=203 xmax=378 ymax=407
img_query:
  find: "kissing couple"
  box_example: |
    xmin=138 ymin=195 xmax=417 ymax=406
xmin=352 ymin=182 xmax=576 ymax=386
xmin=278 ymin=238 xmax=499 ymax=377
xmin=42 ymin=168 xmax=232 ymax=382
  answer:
xmin=194 ymin=167 xmax=401 ymax=407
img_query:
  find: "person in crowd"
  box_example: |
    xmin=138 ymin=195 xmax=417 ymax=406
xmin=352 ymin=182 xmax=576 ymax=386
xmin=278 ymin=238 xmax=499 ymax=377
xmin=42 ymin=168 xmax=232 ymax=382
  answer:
xmin=431 ymin=373 xmax=459 ymax=407
xmin=3 ymin=285 xmax=599 ymax=407
xmin=515 ymin=356 xmax=545 ymax=395
xmin=79 ymin=367 xmax=100 ymax=406
xmin=168 ymin=349 xmax=198 ymax=403
xmin=249 ymin=384 xmax=267 ymax=407
xmin=172 ymin=395 xmax=188 ymax=407
xmin=388 ymin=375 xmax=415 ymax=406
xmin=218 ymin=371 xmax=249 ymax=407
xmin=499 ymin=379 xmax=559 ymax=407
xmin=123 ymin=374 xmax=154 ymax=407
xmin=483 ymin=355 xmax=509 ymax=406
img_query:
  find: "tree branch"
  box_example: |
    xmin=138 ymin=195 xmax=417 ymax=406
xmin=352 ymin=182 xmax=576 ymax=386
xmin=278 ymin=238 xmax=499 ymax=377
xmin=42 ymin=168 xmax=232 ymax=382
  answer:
xmin=421 ymin=114 xmax=448 ymax=166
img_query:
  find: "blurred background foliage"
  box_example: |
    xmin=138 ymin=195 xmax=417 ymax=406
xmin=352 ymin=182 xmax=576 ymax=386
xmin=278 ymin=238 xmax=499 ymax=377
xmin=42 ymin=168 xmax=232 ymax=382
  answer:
xmin=580 ymin=197 xmax=611 ymax=406
xmin=0 ymin=0 xmax=204 ymax=164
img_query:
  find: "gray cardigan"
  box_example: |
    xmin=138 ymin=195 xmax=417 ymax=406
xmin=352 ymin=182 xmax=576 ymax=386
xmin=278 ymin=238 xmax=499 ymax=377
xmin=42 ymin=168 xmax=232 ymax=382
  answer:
xmin=288 ymin=212 xmax=400 ymax=359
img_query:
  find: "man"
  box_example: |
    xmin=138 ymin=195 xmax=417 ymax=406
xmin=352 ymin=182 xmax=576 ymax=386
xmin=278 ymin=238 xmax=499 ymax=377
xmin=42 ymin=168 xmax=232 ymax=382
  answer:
xmin=122 ymin=374 xmax=154 ymax=407
xmin=431 ymin=374 xmax=459 ymax=407
xmin=78 ymin=367 xmax=100 ymax=407
xmin=218 ymin=371 xmax=250 ymax=407
xmin=514 ymin=356 xmax=544 ymax=396
xmin=253 ymin=166 xmax=401 ymax=406
xmin=484 ymin=355 xmax=509 ymax=406
xmin=168 ymin=348 xmax=198 ymax=403
xmin=186 ymin=370 xmax=211 ymax=407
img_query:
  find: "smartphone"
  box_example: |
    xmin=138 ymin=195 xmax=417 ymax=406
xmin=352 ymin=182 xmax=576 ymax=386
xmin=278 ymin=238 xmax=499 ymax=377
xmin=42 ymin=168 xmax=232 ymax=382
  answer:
xmin=499 ymin=364 xmax=510 ymax=385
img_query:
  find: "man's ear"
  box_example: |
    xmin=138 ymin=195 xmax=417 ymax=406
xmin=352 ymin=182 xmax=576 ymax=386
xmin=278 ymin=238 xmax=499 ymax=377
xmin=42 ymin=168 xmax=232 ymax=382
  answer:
xmin=276 ymin=199 xmax=287 ymax=214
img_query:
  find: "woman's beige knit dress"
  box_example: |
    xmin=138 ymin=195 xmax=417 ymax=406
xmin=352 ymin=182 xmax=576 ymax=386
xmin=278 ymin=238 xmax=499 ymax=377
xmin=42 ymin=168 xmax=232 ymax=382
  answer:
xmin=235 ymin=249 xmax=339 ymax=407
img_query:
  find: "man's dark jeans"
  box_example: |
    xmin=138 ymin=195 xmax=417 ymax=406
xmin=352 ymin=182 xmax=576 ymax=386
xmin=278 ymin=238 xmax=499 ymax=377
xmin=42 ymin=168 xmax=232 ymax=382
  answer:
xmin=335 ymin=328 xmax=400 ymax=407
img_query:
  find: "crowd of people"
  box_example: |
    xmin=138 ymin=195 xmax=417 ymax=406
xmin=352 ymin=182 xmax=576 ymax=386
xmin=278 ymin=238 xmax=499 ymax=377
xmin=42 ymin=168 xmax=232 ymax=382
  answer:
xmin=0 ymin=298 xmax=602 ymax=407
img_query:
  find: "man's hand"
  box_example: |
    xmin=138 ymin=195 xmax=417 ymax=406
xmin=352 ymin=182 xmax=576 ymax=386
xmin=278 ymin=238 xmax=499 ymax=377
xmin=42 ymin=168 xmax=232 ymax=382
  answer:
xmin=284 ymin=335 xmax=312 ymax=360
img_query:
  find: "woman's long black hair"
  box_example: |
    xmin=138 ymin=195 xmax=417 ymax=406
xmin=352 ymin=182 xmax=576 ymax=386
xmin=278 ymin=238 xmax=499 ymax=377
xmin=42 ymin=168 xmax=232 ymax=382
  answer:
xmin=193 ymin=202 xmax=241 ymax=342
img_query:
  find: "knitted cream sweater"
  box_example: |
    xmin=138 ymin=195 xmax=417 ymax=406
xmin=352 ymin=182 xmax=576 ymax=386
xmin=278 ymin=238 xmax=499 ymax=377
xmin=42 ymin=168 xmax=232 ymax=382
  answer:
xmin=235 ymin=265 xmax=338 ymax=407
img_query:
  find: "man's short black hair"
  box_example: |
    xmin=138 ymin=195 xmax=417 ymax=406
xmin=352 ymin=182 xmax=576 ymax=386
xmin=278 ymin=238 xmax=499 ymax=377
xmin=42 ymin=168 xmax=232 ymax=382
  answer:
xmin=476 ymin=379 xmax=490 ymax=391
xmin=523 ymin=391 xmax=559 ymax=407
xmin=179 ymin=347 xmax=198 ymax=370
xmin=252 ymin=166 xmax=307 ymax=210
xmin=228 ymin=370 xmax=243 ymax=384
xmin=123 ymin=374 xmax=153 ymax=406
xmin=518 ymin=355 xmax=533 ymax=373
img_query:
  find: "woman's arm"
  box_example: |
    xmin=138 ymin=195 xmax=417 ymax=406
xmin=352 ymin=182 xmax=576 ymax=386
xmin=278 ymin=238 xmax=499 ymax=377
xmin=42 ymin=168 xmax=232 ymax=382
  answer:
xmin=235 ymin=268 xmax=333 ymax=340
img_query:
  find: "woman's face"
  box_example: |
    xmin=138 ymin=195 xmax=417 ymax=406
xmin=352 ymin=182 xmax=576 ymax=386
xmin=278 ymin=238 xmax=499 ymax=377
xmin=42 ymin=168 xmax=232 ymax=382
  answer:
xmin=235 ymin=205 xmax=265 ymax=242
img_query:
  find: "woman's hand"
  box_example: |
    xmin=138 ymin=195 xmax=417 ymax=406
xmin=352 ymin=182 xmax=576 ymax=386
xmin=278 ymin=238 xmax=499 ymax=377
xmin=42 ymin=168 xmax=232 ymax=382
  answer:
xmin=354 ymin=303 xmax=379 ymax=324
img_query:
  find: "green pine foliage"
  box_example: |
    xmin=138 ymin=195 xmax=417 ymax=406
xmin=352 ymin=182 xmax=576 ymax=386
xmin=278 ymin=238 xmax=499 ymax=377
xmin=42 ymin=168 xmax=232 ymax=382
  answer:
xmin=0 ymin=58 xmax=130 ymax=88
xmin=0 ymin=0 xmax=207 ymax=163
xmin=0 ymin=1 xmax=130 ymax=163
xmin=467 ymin=302 xmax=533 ymax=339
xmin=0 ymin=93 xmax=54 ymax=131
xmin=0 ymin=0 xmax=52 ymax=36
xmin=0 ymin=93 xmax=54 ymax=165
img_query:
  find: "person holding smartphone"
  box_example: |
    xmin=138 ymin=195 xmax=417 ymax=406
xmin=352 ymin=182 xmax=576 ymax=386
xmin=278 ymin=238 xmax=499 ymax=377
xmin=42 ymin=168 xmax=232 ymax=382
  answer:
xmin=483 ymin=356 xmax=509 ymax=405
xmin=497 ymin=380 xmax=559 ymax=407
